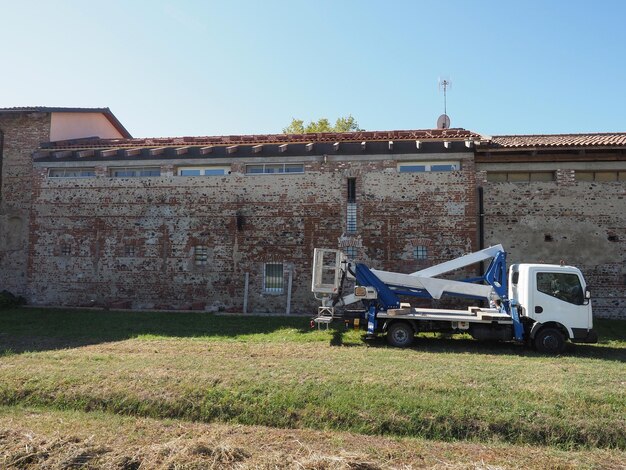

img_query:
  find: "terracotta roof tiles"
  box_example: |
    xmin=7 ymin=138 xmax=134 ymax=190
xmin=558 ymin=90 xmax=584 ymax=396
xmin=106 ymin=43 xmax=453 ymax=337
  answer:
xmin=44 ymin=128 xmax=481 ymax=150
xmin=487 ymin=132 xmax=626 ymax=149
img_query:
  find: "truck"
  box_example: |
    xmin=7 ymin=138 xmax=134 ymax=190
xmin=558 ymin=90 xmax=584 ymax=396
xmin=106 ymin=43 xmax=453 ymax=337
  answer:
xmin=311 ymin=244 xmax=598 ymax=353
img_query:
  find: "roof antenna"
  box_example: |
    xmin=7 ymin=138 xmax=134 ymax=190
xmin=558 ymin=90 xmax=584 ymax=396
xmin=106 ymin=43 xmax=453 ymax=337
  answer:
xmin=437 ymin=77 xmax=451 ymax=129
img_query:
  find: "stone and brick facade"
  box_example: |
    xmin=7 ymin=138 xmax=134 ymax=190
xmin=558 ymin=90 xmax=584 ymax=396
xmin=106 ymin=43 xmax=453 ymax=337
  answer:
xmin=0 ymin=108 xmax=624 ymax=318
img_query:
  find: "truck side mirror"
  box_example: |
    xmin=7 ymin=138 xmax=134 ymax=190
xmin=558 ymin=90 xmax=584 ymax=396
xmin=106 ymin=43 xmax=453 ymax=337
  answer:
xmin=583 ymin=290 xmax=591 ymax=305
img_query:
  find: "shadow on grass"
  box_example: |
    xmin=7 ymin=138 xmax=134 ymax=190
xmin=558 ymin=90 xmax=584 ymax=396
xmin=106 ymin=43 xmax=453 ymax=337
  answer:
xmin=0 ymin=308 xmax=313 ymax=355
xmin=361 ymin=332 xmax=626 ymax=362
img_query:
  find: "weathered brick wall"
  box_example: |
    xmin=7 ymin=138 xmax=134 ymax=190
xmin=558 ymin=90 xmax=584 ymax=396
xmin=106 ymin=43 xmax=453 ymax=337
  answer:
xmin=0 ymin=112 xmax=50 ymax=296
xmin=27 ymin=155 xmax=477 ymax=313
xmin=478 ymin=170 xmax=626 ymax=318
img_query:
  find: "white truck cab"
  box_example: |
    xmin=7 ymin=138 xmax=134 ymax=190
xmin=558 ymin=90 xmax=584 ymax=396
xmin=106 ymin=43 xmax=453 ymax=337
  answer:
xmin=510 ymin=263 xmax=596 ymax=351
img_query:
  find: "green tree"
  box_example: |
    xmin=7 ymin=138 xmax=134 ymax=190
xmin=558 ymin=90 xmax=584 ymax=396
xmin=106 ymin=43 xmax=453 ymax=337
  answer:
xmin=283 ymin=115 xmax=362 ymax=134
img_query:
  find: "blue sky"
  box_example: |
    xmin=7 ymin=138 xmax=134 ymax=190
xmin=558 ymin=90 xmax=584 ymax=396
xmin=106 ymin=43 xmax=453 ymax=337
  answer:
xmin=1 ymin=0 xmax=625 ymax=138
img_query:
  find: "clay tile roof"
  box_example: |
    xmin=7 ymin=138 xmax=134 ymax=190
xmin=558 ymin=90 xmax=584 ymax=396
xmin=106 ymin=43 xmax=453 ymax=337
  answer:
xmin=487 ymin=132 xmax=626 ymax=149
xmin=0 ymin=106 xmax=132 ymax=139
xmin=43 ymin=128 xmax=482 ymax=149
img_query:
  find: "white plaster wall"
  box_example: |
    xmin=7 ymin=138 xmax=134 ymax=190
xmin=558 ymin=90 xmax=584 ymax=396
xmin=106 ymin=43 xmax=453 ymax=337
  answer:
xmin=50 ymin=113 xmax=124 ymax=141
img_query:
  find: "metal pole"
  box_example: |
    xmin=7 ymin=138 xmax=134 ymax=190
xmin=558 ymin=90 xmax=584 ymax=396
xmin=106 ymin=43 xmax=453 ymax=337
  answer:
xmin=243 ymin=272 xmax=249 ymax=314
xmin=286 ymin=269 xmax=293 ymax=315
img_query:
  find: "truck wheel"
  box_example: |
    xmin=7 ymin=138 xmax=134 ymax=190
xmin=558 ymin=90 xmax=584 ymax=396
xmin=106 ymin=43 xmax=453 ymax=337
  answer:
xmin=387 ymin=322 xmax=414 ymax=348
xmin=534 ymin=327 xmax=566 ymax=354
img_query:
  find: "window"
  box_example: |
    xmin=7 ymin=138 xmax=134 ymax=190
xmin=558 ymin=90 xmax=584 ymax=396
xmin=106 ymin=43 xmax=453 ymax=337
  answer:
xmin=110 ymin=167 xmax=161 ymax=177
xmin=536 ymin=272 xmax=584 ymax=305
xmin=414 ymin=246 xmax=428 ymax=260
xmin=344 ymin=246 xmax=358 ymax=260
xmin=264 ymin=263 xmax=284 ymax=293
xmin=487 ymin=172 xmax=555 ymax=182
xmin=60 ymin=243 xmax=72 ymax=256
xmin=178 ymin=166 xmax=228 ymax=176
xmin=347 ymin=203 xmax=357 ymax=233
xmin=48 ymin=168 xmax=95 ymax=178
xmin=245 ymin=163 xmax=304 ymax=174
xmin=398 ymin=161 xmax=459 ymax=173
xmin=347 ymin=178 xmax=356 ymax=203
xmin=194 ymin=246 xmax=208 ymax=266
xmin=124 ymin=245 xmax=136 ymax=257
xmin=575 ymin=171 xmax=626 ymax=182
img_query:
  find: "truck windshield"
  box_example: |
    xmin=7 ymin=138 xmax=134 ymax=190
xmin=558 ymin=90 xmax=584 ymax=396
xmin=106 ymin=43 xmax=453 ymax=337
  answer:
xmin=536 ymin=272 xmax=584 ymax=305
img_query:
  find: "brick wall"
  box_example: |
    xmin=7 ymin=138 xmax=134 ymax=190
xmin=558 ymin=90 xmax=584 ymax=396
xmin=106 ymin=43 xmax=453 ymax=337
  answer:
xmin=480 ymin=175 xmax=626 ymax=318
xmin=0 ymin=112 xmax=50 ymax=296
xmin=26 ymin=156 xmax=477 ymax=313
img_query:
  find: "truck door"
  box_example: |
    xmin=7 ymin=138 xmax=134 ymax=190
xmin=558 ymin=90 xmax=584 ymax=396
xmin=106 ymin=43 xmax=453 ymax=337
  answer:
xmin=532 ymin=271 xmax=591 ymax=331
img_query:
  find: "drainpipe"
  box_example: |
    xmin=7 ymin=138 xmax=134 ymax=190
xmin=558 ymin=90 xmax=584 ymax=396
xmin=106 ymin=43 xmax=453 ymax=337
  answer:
xmin=478 ymin=186 xmax=485 ymax=275
xmin=0 ymin=129 xmax=4 ymax=204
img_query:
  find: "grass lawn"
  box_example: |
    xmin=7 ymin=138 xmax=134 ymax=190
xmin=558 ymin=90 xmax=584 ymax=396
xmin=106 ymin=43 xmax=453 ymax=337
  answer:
xmin=0 ymin=308 xmax=625 ymax=468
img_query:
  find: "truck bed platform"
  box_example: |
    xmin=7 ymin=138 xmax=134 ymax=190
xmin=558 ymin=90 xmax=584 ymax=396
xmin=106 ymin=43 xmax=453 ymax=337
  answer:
xmin=378 ymin=306 xmax=513 ymax=324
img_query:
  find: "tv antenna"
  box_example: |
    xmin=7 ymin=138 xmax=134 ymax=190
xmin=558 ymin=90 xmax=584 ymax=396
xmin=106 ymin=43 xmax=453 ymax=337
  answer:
xmin=437 ymin=77 xmax=451 ymax=129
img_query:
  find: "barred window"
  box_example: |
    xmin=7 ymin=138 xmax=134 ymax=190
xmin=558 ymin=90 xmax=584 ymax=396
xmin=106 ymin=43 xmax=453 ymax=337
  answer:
xmin=61 ymin=243 xmax=72 ymax=256
xmin=264 ymin=263 xmax=284 ymax=294
xmin=414 ymin=246 xmax=428 ymax=260
xmin=194 ymin=246 xmax=208 ymax=266
xmin=344 ymin=246 xmax=358 ymax=260
xmin=347 ymin=203 xmax=357 ymax=233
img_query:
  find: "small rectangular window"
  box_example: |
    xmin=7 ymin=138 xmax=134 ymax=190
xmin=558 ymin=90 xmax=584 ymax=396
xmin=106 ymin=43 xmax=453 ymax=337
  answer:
xmin=414 ymin=246 xmax=428 ymax=260
xmin=399 ymin=165 xmax=426 ymax=173
xmin=61 ymin=243 xmax=72 ymax=256
xmin=488 ymin=172 xmax=554 ymax=182
xmin=124 ymin=245 xmax=136 ymax=257
xmin=264 ymin=263 xmax=284 ymax=294
xmin=48 ymin=168 xmax=95 ymax=178
xmin=575 ymin=171 xmax=622 ymax=182
xmin=245 ymin=163 xmax=304 ymax=174
xmin=594 ymin=171 xmax=618 ymax=182
xmin=178 ymin=167 xmax=227 ymax=176
xmin=398 ymin=162 xmax=458 ymax=173
xmin=194 ymin=246 xmax=208 ymax=266
xmin=110 ymin=167 xmax=161 ymax=177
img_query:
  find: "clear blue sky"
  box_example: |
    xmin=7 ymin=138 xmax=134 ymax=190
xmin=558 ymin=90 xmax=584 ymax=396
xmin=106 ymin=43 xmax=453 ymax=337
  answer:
xmin=2 ymin=0 xmax=625 ymax=138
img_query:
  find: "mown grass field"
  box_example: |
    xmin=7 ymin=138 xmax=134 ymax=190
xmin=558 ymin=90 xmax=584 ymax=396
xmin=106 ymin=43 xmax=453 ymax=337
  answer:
xmin=1 ymin=308 xmax=625 ymax=469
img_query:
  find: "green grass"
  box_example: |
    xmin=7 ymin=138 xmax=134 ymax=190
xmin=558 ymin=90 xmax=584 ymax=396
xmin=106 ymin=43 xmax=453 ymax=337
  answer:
xmin=0 ymin=308 xmax=625 ymax=451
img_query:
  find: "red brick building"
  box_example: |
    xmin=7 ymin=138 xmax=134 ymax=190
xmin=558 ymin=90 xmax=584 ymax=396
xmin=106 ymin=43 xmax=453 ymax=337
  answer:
xmin=0 ymin=108 xmax=624 ymax=317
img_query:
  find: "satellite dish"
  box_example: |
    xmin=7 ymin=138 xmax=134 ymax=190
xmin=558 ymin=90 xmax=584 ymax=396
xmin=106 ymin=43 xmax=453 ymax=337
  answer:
xmin=437 ymin=114 xmax=451 ymax=129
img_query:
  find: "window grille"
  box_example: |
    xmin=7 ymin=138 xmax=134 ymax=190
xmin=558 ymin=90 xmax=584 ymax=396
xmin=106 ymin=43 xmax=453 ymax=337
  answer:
xmin=61 ymin=243 xmax=71 ymax=256
xmin=194 ymin=246 xmax=208 ymax=266
xmin=264 ymin=263 xmax=284 ymax=293
xmin=344 ymin=246 xmax=358 ymax=260
xmin=347 ymin=203 xmax=357 ymax=233
xmin=414 ymin=246 xmax=428 ymax=260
